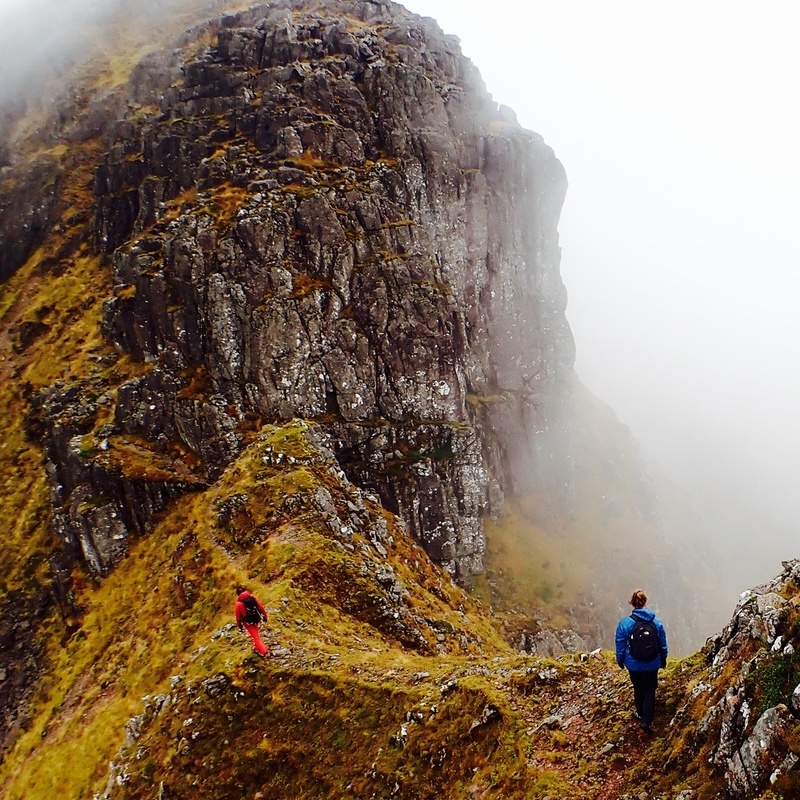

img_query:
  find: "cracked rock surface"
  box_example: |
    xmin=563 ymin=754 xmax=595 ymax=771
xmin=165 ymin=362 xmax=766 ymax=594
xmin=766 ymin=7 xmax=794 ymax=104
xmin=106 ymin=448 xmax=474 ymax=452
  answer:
xmin=31 ymin=0 xmax=574 ymax=583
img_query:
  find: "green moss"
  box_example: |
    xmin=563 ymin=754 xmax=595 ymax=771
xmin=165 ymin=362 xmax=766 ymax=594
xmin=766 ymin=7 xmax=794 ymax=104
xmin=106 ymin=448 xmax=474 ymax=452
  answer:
xmin=479 ymin=507 xmax=590 ymax=630
xmin=529 ymin=770 xmax=573 ymax=798
xmin=745 ymin=651 xmax=800 ymax=714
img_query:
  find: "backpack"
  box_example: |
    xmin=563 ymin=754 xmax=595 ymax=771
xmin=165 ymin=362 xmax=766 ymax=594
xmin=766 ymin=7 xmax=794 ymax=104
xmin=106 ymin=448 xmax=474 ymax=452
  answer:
xmin=628 ymin=615 xmax=659 ymax=661
xmin=241 ymin=595 xmax=262 ymax=625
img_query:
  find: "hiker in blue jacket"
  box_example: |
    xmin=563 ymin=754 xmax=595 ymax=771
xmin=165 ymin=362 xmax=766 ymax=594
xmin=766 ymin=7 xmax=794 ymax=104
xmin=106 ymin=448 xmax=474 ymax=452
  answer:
xmin=615 ymin=588 xmax=668 ymax=734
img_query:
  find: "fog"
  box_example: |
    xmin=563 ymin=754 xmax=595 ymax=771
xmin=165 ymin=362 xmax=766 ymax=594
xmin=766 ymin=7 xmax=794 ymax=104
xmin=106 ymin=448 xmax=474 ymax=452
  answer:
xmin=401 ymin=0 xmax=800 ymax=587
xmin=1 ymin=0 xmax=798 ymax=593
xmin=0 ymin=0 xmax=223 ymax=106
xmin=0 ymin=0 xmax=128 ymax=102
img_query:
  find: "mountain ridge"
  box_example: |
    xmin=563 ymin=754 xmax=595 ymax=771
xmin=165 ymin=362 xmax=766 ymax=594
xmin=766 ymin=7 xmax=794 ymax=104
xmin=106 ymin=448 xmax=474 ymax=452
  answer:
xmin=1 ymin=1 xmax=798 ymax=797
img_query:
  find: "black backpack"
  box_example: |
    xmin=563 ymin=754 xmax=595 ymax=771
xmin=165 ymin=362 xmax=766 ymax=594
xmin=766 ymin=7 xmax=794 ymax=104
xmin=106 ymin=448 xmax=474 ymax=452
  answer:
xmin=242 ymin=595 xmax=262 ymax=625
xmin=628 ymin=615 xmax=659 ymax=661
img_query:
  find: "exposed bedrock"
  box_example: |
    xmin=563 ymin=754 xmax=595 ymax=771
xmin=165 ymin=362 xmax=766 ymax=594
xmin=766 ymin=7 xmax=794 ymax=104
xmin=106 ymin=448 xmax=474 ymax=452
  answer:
xmin=39 ymin=0 xmax=575 ymax=580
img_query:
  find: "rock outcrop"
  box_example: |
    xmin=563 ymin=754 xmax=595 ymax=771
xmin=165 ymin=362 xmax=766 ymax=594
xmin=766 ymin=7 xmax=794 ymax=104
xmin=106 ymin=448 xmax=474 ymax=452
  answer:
xmin=25 ymin=0 xmax=574 ymax=584
xmin=664 ymin=559 xmax=800 ymax=798
xmin=32 ymin=377 xmax=205 ymax=579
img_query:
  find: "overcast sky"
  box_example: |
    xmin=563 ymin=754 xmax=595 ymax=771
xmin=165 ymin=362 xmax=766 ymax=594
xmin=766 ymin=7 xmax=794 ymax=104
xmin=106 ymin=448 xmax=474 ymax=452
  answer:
xmin=1 ymin=0 xmax=797 ymax=570
xmin=402 ymin=1 xmax=800 ymax=560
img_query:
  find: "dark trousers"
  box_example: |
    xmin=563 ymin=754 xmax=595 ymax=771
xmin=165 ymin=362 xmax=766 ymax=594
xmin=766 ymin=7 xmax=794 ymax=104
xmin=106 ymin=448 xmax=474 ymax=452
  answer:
xmin=629 ymin=670 xmax=658 ymax=727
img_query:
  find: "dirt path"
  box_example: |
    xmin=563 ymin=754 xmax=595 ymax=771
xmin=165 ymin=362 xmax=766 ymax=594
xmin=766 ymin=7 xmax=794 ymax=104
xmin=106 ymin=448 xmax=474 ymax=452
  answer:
xmin=510 ymin=656 xmax=655 ymax=798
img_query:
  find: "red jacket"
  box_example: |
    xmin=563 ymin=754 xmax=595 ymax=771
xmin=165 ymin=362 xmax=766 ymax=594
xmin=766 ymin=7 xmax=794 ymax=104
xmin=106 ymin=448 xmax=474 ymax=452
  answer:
xmin=235 ymin=590 xmax=268 ymax=628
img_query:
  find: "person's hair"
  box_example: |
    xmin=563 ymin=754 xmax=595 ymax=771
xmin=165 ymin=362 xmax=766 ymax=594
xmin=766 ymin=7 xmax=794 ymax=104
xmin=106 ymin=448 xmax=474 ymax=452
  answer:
xmin=629 ymin=589 xmax=647 ymax=609
xmin=236 ymin=585 xmax=246 ymax=595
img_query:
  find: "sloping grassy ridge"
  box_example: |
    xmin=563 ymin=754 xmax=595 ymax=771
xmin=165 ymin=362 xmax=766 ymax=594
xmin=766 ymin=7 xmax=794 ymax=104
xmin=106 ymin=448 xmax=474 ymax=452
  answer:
xmin=103 ymin=666 xmax=527 ymax=800
xmin=0 ymin=417 xmax=705 ymax=800
xmin=0 ymin=420 xmax=509 ymax=798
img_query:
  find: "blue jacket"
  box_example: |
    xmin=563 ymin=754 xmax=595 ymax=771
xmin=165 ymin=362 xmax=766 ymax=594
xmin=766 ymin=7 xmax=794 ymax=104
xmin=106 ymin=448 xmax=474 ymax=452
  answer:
xmin=615 ymin=608 xmax=668 ymax=672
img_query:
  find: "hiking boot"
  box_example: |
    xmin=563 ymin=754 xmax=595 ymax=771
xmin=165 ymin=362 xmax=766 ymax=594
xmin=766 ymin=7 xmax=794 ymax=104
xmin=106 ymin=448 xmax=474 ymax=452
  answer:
xmin=638 ymin=723 xmax=653 ymax=736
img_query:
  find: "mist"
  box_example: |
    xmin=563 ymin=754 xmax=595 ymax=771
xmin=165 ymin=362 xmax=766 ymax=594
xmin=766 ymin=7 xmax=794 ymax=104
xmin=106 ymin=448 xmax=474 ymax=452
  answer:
xmin=1 ymin=0 xmax=797 ymax=604
xmin=0 ymin=0 xmax=130 ymax=102
xmin=0 ymin=0 xmax=235 ymax=122
xmin=399 ymin=0 xmax=800 ymax=594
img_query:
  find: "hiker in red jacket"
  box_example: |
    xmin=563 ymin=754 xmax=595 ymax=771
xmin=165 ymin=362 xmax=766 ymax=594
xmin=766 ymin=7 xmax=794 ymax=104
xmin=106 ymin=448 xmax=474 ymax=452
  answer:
xmin=234 ymin=586 xmax=269 ymax=658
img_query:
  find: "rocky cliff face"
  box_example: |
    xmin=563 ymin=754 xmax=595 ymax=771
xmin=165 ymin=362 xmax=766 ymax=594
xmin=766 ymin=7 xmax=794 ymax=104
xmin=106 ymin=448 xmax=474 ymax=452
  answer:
xmin=703 ymin=561 xmax=800 ymax=797
xmin=12 ymin=0 xmax=573 ymax=590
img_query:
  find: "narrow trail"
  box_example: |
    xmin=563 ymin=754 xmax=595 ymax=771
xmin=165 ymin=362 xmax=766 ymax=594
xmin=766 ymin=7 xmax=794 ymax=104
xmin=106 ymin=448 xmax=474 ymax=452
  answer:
xmin=203 ymin=510 xmax=660 ymax=798
xmin=509 ymin=656 xmax=655 ymax=798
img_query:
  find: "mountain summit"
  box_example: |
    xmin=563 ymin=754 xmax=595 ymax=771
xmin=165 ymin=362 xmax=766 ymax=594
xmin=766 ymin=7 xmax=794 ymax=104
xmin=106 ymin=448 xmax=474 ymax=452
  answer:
xmin=6 ymin=0 xmax=574 ymax=587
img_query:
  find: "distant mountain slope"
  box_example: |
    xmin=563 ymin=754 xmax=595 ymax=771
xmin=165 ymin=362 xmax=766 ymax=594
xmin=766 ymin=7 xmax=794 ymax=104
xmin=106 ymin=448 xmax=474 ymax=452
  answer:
xmin=476 ymin=381 xmax=733 ymax=655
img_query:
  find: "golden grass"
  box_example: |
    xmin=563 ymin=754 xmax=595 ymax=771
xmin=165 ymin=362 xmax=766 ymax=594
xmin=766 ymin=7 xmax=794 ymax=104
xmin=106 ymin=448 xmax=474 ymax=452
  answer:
xmin=204 ymin=183 xmax=250 ymax=229
xmin=0 ymin=243 xmax=113 ymax=592
xmin=0 ymin=418 xmax=523 ymax=799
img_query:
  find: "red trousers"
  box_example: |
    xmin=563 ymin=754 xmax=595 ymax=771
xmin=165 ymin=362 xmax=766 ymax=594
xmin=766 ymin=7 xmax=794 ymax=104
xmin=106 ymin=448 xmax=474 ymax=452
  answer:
xmin=243 ymin=622 xmax=268 ymax=656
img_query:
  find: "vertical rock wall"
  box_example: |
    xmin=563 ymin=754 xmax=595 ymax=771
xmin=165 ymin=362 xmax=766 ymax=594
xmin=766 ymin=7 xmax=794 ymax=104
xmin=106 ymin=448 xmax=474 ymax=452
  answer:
xmin=40 ymin=0 xmax=575 ymax=580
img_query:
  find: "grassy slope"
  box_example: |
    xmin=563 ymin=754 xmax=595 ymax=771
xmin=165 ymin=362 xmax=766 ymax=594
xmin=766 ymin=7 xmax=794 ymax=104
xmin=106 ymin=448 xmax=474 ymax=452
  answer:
xmin=0 ymin=428 xmax=676 ymax=800
xmin=9 ymin=491 xmax=733 ymax=800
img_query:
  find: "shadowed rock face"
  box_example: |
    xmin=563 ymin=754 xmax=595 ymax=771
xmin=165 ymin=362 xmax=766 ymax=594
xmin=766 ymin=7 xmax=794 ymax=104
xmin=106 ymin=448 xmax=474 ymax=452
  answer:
xmin=31 ymin=0 xmax=574 ymax=582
